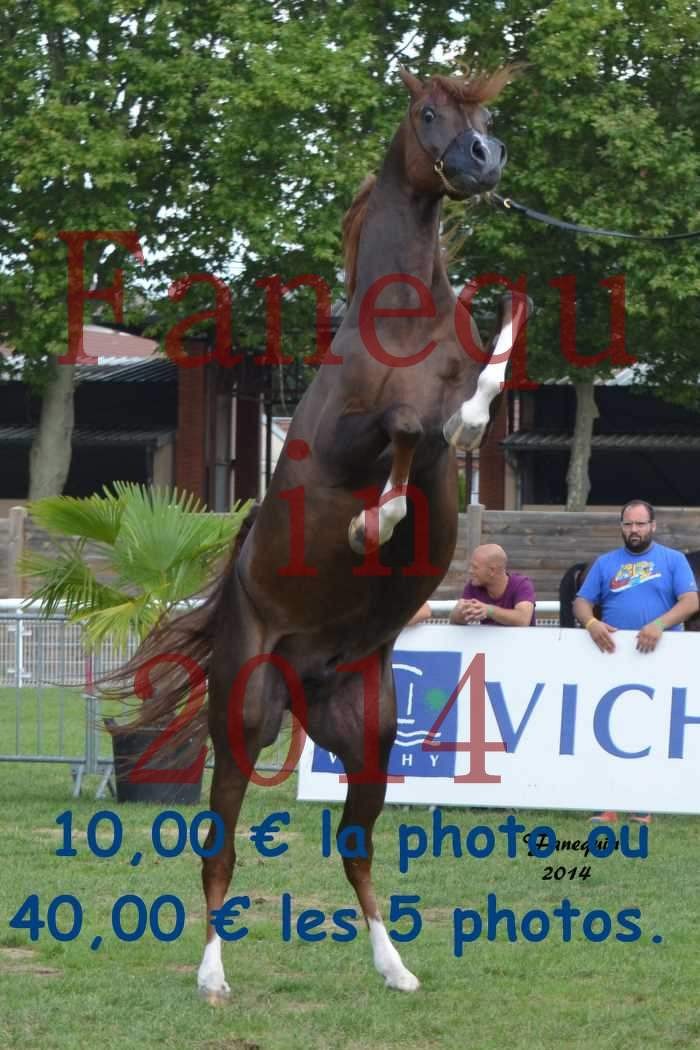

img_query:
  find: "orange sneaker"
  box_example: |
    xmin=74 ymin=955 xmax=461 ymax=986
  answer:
xmin=630 ymin=813 xmax=652 ymax=824
xmin=589 ymin=811 xmax=618 ymax=823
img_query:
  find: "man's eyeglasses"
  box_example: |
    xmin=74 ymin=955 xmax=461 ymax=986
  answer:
xmin=621 ymin=520 xmax=653 ymax=528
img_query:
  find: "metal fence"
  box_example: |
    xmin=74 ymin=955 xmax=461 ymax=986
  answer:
xmin=0 ymin=602 xmax=134 ymax=798
xmin=428 ymin=599 xmax=560 ymax=626
xmin=0 ymin=598 xmax=561 ymax=798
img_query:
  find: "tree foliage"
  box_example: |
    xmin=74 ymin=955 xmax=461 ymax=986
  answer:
xmin=0 ymin=0 xmax=473 ymax=372
xmin=442 ymin=0 xmax=700 ymax=399
xmin=1 ymin=1 xmax=698 ymax=499
xmin=0 ymin=0 xmax=474 ymax=493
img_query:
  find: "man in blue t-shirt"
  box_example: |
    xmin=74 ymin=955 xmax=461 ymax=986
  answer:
xmin=574 ymin=500 xmax=698 ymax=827
xmin=574 ymin=500 xmax=698 ymax=655
xmin=450 ymin=543 xmax=536 ymax=626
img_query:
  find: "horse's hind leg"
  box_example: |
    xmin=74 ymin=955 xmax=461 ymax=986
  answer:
xmin=196 ymin=597 xmax=283 ymax=1002
xmin=309 ymin=646 xmax=419 ymax=991
xmin=197 ymin=743 xmax=252 ymax=1002
xmin=340 ymin=779 xmax=419 ymax=992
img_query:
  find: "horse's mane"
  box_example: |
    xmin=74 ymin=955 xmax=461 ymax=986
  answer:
xmin=341 ymin=171 xmax=475 ymax=297
xmin=342 ymin=173 xmax=377 ymax=299
xmin=430 ymin=66 xmax=519 ymax=105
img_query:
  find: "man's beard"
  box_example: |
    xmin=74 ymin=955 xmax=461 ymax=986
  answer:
xmin=624 ymin=535 xmax=652 ymax=553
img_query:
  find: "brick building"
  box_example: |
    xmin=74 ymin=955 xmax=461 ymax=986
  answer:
xmin=0 ymin=329 xmax=266 ymax=509
xmin=3 ymin=329 xmax=699 ymax=512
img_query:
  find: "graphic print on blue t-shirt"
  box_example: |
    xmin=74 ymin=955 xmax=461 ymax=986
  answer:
xmin=610 ymin=560 xmax=661 ymax=592
xmin=578 ymin=542 xmax=698 ymax=630
xmin=311 ymin=649 xmax=462 ymax=779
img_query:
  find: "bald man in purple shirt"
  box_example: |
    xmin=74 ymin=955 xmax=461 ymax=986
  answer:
xmin=450 ymin=544 xmax=536 ymax=627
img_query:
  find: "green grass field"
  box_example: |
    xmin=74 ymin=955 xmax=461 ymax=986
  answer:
xmin=2 ymin=686 xmax=700 ymax=1050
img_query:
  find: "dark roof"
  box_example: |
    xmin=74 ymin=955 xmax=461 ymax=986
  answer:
xmin=75 ymin=359 xmax=176 ymax=384
xmin=1 ymin=326 xmax=159 ymax=364
xmin=0 ymin=425 xmax=175 ymax=448
xmin=503 ymin=432 xmax=700 ymax=452
xmin=1 ymin=357 xmax=176 ymax=385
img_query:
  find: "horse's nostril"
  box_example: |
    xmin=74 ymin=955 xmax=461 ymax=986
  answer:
xmin=471 ymin=138 xmax=487 ymax=163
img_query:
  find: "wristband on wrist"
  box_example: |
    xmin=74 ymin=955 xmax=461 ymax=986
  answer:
xmin=653 ymin=618 xmax=667 ymax=631
xmin=485 ymin=605 xmax=494 ymax=619
xmin=584 ymin=617 xmax=597 ymax=630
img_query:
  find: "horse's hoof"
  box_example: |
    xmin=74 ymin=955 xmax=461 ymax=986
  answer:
xmin=349 ymin=528 xmax=364 ymax=555
xmin=198 ymin=973 xmax=231 ymax=1005
xmin=349 ymin=515 xmax=395 ymax=555
xmin=348 ymin=519 xmax=370 ymax=555
xmin=443 ymin=416 xmax=485 ymax=450
xmin=198 ymin=983 xmax=231 ymax=1006
xmin=385 ymin=969 xmax=420 ymax=993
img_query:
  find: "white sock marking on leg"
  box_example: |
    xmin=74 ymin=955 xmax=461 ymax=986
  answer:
xmin=197 ymin=934 xmax=230 ymax=995
xmin=368 ymin=917 xmax=420 ymax=992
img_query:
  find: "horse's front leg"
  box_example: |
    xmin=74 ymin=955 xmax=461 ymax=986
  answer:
xmin=443 ymin=291 xmax=533 ymax=450
xmin=348 ymin=403 xmax=422 ymax=556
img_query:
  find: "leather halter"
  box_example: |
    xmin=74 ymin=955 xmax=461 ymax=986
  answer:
xmin=408 ymin=109 xmax=471 ymax=198
xmin=432 ymin=158 xmax=464 ymax=197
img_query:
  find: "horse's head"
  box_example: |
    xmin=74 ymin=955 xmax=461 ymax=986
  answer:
xmin=399 ymin=67 xmax=515 ymax=198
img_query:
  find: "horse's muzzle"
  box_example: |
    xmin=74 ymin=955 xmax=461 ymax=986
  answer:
xmin=442 ymin=130 xmax=507 ymax=196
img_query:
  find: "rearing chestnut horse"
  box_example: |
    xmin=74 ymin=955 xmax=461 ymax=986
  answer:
xmin=116 ymin=66 xmax=530 ymax=997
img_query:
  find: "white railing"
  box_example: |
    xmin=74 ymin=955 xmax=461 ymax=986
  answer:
xmin=0 ymin=597 xmax=562 ymax=691
xmin=428 ymin=600 xmax=559 ymax=621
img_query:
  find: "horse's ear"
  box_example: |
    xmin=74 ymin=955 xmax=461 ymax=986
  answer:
xmin=398 ymin=66 xmax=424 ymax=100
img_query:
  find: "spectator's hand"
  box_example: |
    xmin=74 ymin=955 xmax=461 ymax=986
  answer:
xmin=464 ymin=599 xmax=489 ymax=622
xmin=587 ymin=619 xmax=617 ymax=653
xmin=451 ymin=599 xmax=483 ymax=624
xmin=636 ymin=621 xmax=663 ymax=653
xmin=450 ymin=599 xmax=469 ymax=624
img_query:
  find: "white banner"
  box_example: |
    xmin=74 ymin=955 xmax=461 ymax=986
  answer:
xmin=297 ymin=625 xmax=700 ymax=813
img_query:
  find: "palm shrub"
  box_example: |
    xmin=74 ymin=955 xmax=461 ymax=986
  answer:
xmin=22 ymin=482 xmax=253 ymax=651
xmin=22 ymin=484 xmax=253 ymax=798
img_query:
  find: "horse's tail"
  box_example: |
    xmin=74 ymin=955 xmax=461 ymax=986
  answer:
xmin=558 ymin=561 xmax=589 ymax=627
xmin=101 ymin=504 xmax=258 ymax=754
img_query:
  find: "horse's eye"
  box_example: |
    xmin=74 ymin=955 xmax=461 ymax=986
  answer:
xmin=422 ymin=107 xmax=436 ymax=124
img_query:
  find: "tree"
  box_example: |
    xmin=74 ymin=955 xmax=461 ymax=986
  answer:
xmin=438 ymin=0 xmax=700 ymax=507
xmin=0 ymin=0 xmax=473 ymax=498
xmin=5 ymin=2 xmax=697 ymax=506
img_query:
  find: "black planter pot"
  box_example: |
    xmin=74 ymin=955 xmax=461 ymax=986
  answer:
xmin=107 ymin=720 xmax=206 ymax=805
